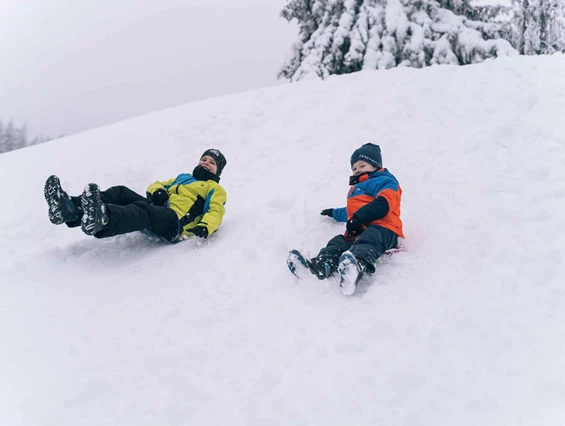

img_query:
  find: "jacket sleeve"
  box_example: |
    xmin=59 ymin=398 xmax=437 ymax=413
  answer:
xmin=354 ymin=196 xmax=389 ymax=224
xmin=146 ymin=178 xmax=176 ymax=195
xmin=197 ymin=185 xmax=227 ymax=235
xmin=368 ymin=176 xmax=401 ymax=216
xmin=332 ymin=207 xmax=348 ymax=222
xmin=375 ymin=188 xmax=401 ymax=218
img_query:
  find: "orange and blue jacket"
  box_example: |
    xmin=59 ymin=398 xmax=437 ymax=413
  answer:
xmin=332 ymin=168 xmax=404 ymax=238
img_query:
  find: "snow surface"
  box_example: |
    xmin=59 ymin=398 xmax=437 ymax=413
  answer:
xmin=1 ymin=54 xmax=565 ymax=425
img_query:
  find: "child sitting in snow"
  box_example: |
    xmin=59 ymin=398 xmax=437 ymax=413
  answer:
xmin=287 ymin=143 xmax=403 ymax=295
xmin=44 ymin=149 xmax=227 ymax=242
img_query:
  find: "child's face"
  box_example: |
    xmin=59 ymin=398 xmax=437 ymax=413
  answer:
xmin=351 ymin=160 xmax=378 ymax=176
xmin=198 ymin=155 xmax=218 ymax=175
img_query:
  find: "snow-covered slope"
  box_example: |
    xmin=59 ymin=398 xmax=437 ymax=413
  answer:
xmin=1 ymin=55 xmax=565 ymax=425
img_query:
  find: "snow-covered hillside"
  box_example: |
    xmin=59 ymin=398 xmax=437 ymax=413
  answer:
xmin=1 ymin=55 xmax=565 ymax=425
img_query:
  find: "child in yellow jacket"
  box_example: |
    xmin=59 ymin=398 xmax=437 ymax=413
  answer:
xmin=44 ymin=149 xmax=227 ymax=241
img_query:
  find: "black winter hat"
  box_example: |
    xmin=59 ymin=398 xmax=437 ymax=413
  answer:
xmin=201 ymin=149 xmax=227 ymax=176
xmin=350 ymin=143 xmax=382 ymax=169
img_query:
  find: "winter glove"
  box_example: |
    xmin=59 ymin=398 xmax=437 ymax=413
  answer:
xmin=191 ymin=225 xmax=209 ymax=239
xmin=149 ymin=189 xmax=169 ymax=206
xmin=346 ymin=215 xmax=365 ymax=238
xmin=320 ymin=208 xmax=334 ymax=218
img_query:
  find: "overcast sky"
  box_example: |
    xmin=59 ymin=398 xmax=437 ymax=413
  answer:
xmin=0 ymin=0 xmax=297 ymax=138
xmin=1 ymin=0 xmax=511 ymax=139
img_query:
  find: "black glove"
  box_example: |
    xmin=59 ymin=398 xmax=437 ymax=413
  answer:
xmin=320 ymin=208 xmax=334 ymax=218
xmin=149 ymin=189 xmax=169 ymax=206
xmin=191 ymin=225 xmax=209 ymax=239
xmin=346 ymin=215 xmax=365 ymax=238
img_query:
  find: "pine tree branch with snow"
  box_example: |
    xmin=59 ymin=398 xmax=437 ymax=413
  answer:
xmin=510 ymin=0 xmax=565 ymax=55
xmin=279 ymin=0 xmax=516 ymax=81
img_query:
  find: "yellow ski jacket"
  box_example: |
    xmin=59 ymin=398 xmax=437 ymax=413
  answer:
xmin=146 ymin=173 xmax=226 ymax=239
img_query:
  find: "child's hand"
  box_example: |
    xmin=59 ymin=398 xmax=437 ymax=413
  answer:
xmin=148 ymin=189 xmax=169 ymax=206
xmin=191 ymin=225 xmax=209 ymax=239
xmin=346 ymin=215 xmax=364 ymax=237
xmin=320 ymin=208 xmax=334 ymax=217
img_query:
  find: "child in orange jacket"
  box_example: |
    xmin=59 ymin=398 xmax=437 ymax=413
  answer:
xmin=287 ymin=143 xmax=403 ymax=295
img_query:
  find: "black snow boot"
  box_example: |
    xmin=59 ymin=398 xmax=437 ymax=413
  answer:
xmin=44 ymin=175 xmax=80 ymax=225
xmin=308 ymin=255 xmax=334 ymax=280
xmin=81 ymin=183 xmax=110 ymax=236
xmin=337 ymin=251 xmax=367 ymax=296
xmin=286 ymin=250 xmax=335 ymax=280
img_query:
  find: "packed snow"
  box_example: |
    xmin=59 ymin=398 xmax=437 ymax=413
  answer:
xmin=1 ymin=54 xmax=565 ymax=425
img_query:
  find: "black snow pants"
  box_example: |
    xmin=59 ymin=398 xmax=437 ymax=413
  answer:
xmin=67 ymin=186 xmax=180 ymax=240
xmin=316 ymin=225 xmax=398 ymax=273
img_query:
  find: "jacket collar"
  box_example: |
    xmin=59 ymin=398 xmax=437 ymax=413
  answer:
xmin=192 ymin=165 xmax=220 ymax=183
xmin=349 ymin=168 xmax=385 ymax=186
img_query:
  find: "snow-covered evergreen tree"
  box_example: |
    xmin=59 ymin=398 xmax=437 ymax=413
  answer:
xmin=0 ymin=120 xmax=4 ymax=154
xmin=16 ymin=122 xmax=28 ymax=148
xmin=30 ymin=134 xmax=52 ymax=146
xmin=511 ymin=0 xmax=565 ymax=54
xmin=0 ymin=120 xmax=18 ymax=154
xmin=0 ymin=119 xmax=52 ymax=154
xmin=279 ymin=0 xmax=516 ymax=81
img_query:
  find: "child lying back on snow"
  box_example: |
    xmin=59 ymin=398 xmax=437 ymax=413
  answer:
xmin=44 ymin=149 xmax=227 ymax=242
xmin=287 ymin=143 xmax=404 ymax=295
